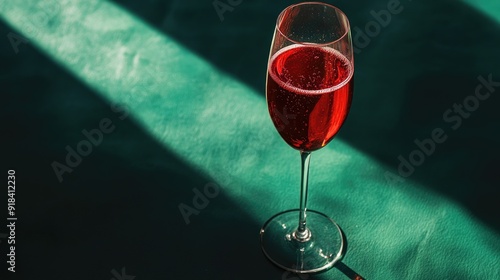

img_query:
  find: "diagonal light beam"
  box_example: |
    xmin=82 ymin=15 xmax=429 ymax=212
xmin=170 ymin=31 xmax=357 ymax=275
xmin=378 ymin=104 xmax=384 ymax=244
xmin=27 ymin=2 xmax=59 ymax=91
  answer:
xmin=1 ymin=1 xmax=498 ymax=278
xmin=461 ymin=0 xmax=500 ymax=23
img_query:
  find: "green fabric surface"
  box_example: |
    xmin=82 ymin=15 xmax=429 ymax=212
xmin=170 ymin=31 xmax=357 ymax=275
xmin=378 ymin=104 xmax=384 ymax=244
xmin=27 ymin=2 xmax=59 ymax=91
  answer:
xmin=1 ymin=0 xmax=499 ymax=279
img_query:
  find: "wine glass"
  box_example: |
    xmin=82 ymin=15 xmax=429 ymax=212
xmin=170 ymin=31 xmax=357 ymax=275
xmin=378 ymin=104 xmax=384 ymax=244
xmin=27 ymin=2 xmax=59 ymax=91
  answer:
xmin=260 ymin=2 xmax=354 ymax=274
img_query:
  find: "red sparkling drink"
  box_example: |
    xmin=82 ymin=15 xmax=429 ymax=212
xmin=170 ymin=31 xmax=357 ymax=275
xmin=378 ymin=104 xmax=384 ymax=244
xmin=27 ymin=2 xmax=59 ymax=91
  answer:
xmin=267 ymin=44 xmax=354 ymax=151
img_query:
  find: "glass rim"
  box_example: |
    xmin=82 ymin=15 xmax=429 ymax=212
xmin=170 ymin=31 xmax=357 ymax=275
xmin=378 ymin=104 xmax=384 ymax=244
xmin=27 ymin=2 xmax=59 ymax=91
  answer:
xmin=275 ymin=1 xmax=351 ymax=47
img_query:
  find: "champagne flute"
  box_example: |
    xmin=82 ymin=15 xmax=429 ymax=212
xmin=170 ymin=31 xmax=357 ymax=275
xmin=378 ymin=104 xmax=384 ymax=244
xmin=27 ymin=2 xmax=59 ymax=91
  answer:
xmin=260 ymin=2 xmax=354 ymax=273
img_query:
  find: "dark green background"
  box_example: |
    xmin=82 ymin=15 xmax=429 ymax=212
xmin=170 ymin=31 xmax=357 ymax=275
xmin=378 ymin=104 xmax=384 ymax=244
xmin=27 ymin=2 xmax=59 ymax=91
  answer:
xmin=1 ymin=0 xmax=499 ymax=279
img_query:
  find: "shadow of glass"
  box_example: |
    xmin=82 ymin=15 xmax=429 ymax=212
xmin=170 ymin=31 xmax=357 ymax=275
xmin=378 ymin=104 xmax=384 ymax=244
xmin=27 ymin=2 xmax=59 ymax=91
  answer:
xmin=336 ymin=262 xmax=367 ymax=280
xmin=335 ymin=227 xmax=366 ymax=280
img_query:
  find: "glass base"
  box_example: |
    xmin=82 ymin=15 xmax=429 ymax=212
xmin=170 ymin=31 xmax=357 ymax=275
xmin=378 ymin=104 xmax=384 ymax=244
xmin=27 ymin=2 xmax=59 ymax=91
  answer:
xmin=260 ymin=209 xmax=344 ymax=274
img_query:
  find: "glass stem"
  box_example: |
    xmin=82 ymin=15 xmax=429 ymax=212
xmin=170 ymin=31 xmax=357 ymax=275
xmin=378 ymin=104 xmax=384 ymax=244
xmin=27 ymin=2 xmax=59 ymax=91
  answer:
xmin=294 ymin=151 xmax=312 ymax=242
